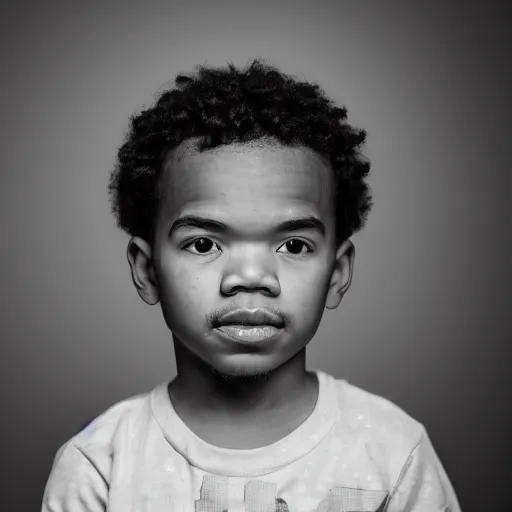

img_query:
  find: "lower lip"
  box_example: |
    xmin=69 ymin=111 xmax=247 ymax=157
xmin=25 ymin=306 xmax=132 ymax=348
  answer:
xmin=214 ymin=325 xmax=283 ymax=344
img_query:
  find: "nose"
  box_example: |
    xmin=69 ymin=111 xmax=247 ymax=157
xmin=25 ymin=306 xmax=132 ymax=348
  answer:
xmin=220 ymin=246 xmax=281 ymax=297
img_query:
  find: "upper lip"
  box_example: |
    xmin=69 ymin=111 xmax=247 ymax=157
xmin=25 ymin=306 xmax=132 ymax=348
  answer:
xmin=217 ymin=309 xmax=285 ymax=328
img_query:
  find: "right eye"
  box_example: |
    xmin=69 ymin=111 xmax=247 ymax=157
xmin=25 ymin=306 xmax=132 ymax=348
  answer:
xmin=183 ymin=237 xmax=222 ymax=255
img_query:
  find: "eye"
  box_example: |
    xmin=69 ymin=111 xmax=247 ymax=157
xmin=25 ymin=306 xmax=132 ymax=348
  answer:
xmin=277 ymin=239 xmax=313 ymax=256
xmin=183 ymin=237 xmax=222 ymax=255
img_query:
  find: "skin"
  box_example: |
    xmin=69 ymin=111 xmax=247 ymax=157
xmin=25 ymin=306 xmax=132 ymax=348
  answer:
xmin=127 ymin=136 xmax=355 ymax=448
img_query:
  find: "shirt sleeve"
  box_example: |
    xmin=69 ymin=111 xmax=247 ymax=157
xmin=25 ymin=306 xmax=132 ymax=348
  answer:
xmin=386 ymin=426 xmax=462 ymax=512
xmin=41 ymin=442 xmax=108 ymax=512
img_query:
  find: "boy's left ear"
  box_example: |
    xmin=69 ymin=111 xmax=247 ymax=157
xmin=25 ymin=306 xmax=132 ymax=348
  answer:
xmin=325 ymin=239 xmax=355 ymax=310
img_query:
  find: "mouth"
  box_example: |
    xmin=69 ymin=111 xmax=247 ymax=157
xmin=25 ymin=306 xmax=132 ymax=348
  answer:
xmin=214 ymin=308 xmax=286 ymax=344
xmin=216 ymin=308 xmax=285 ymax=328
xmin=215 ymin=324 xmax=283 ymax=343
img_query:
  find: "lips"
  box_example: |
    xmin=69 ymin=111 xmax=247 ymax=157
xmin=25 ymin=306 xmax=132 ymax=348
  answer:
xmin=216 ymin=308 xmax=285 ymax=328
xmin=214 ymin=308 xmax=285 ymax=344
xmin=216 ymin=325 xmax=281 ymax=342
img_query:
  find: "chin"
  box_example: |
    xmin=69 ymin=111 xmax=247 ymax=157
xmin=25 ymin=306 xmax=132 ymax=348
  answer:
xmin=206 ymin=360 xmax=276 ymax=381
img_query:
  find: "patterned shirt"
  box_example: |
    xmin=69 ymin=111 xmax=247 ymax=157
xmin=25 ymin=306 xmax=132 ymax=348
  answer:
xmin=42 ymin=370 xmax=461 ymax=511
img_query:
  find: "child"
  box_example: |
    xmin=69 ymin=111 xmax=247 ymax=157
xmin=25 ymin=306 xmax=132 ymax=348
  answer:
xmin=42 ymin=59 xmax=461 ymax=511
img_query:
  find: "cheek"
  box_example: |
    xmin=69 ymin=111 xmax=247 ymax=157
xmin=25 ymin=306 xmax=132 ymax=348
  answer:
xmin=281 ymin=265 xmax=331 ymax=314
xmin=157 ymin=268 xmax=208 ymax=332
xmin=282 ymin=260 xmax=331 ymax=292
xmin=158 ymin=262 xmax=214 ymax=306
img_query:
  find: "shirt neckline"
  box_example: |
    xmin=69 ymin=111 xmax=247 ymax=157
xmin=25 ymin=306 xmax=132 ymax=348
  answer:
xmin=150 ymin=369 xmax=340 ymax=476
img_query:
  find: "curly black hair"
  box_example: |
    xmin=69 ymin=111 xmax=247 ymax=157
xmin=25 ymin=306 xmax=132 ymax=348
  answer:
xmin=108 ymin=58 xmax=372 ymax=247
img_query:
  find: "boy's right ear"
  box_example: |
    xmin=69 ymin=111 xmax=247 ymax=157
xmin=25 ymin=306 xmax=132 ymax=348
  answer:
xmin=126 ymin=236 xmax=159 ymax=305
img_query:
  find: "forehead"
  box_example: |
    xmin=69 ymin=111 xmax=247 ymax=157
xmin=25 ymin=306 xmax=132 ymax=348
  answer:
xmin=157 ymin=138 xmax=334 ymax=232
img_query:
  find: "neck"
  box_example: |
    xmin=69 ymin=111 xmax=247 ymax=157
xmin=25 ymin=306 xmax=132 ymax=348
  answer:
xmin=169 ymin=337 xmax=313 ymax=421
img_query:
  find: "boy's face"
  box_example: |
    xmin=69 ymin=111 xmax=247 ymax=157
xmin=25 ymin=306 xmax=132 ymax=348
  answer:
xmin=128 ymin=138 xmax=354 ymax=377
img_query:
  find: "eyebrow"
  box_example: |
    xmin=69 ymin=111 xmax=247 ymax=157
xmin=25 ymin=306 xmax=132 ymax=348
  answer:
xmin=169 ymin=214 xmax=326 ymax=237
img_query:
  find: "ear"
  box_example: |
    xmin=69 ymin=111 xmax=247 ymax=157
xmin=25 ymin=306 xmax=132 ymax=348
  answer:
xmin=127 ymin=236 xmax=159 ymax=305
xmin=325 ymin=239 xmax=355 ymax=310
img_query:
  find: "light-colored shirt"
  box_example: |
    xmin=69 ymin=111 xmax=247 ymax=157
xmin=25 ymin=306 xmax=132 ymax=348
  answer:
xmin=42 ymin=369 xmax=461 ymax=511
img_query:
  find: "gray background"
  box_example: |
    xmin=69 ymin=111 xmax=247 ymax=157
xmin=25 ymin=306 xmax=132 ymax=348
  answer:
xmin=1 ymin=1 xmax=509 ymax=510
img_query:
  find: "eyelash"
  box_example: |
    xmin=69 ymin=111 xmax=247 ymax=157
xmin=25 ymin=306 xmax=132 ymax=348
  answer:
xmin=182 ymin=237 xmax=314 ymax=256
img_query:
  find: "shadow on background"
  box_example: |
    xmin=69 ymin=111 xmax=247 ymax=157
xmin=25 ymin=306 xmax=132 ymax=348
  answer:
xmin=1 ymin=0 xmax=508 ymax=510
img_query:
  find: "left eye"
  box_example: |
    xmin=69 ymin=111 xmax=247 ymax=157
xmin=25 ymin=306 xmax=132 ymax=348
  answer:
xmin=277 ymin=239 xmax=313 ymax=255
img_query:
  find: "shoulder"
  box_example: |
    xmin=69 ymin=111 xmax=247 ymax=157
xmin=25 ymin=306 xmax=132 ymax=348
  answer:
xmin=42 ymin=386 xmax=163 ymax=511
xmin=334 ymin=378 xmax=424 ymax=441
xmin=50 ymin=384 xmax=162 ymax=478
xmin=336 ymin=380 xmax=423 ymax=439
xmin=327 ymin=374 xmax=427 ymax=485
